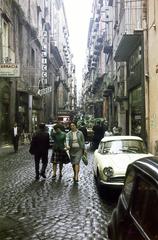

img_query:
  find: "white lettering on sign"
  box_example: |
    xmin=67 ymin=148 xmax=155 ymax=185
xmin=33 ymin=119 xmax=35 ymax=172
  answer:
xmin=38 ymin=86 xmax=52 ymax=96
xmin=41 ymin=29 xmax=48 ymax=85
xmin=42 ymin=58 xmax=47 ymax=64
xmin=42 ymin=65 xmax=47 ymax=71
xmin=42 ymin=72 xmax=47 ymax=77
xmin=41 ymin=52 xmax=47 ymax=57
xmin=43 ymin=31 xmax=47 ymax=37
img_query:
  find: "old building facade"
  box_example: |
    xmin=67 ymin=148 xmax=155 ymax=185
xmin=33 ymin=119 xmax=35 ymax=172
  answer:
xmin=82 ymin=0 xmax=158 ymax=154
xmin=0 ymin=0 xmax=76 ymax=145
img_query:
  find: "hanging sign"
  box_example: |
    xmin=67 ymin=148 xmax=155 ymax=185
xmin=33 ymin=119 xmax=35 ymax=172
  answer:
xmin=0 ymin=63 xmax=20 ymax=77
xmin=42 ymin=30 xmax=48 ymax=85
xmin=38 ymin=86 xmax=52 ymax=96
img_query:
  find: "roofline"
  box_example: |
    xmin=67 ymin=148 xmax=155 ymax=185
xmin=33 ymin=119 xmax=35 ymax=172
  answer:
xmin=101 ymin=135 xmax=143 ymax=141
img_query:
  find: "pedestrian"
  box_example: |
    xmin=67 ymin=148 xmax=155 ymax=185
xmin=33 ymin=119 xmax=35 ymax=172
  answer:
xmin=30 ymin=123 xmax=49 ymax=180
xmin=104 ymin=127 xmax=113 ymax=136
xmin=11 ymin=122 xmax=20 ymax=153
xmin=51 ymin=124 xmax=70 ymax=179
xmin=112 ymin=121 xmax=122 ymax=136
xmin=92 ymin=120 xmax=104 ymax=150
xmin=78 ymin=122 xmax=88 ymax=142
xmin=66 ymin=122 xmax=86 ymax=182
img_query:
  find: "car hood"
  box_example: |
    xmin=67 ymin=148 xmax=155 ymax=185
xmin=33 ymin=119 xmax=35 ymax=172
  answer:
xmin=95 ymin=153 xmax=153 ymax=173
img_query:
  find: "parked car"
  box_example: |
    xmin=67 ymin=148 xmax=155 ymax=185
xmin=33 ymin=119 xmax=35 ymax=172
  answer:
xmin=108 ymin=156 xmax=158 ymax=240
xmin=93 ymin=135 xmax=153 ymax=189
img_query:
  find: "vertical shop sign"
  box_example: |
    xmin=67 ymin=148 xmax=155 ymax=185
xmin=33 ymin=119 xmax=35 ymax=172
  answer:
xmin=42 ymin=30 xmax=48 ymax=86
xmin=38 ymin=29 xmax=52 ymax=96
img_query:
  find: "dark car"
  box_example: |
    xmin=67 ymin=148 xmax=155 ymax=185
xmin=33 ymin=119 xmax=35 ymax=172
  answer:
xmin=108 ymin=156 xmax=158 ymax=240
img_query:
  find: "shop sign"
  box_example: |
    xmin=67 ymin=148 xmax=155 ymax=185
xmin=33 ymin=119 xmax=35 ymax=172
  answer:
xmin=42 ymin=30 xmax=47 ymax=85
xmin=37 ymin=86 xmax=52 ymax=96
xmin=0 ymin=63 xmax=20 ymax=77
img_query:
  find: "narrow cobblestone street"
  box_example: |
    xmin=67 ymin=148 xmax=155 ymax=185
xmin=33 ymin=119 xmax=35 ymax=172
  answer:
xmin=0 ymin=144 xmax=117 ymax=240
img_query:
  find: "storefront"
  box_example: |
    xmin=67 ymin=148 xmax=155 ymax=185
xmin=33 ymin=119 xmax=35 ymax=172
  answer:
xmin=16 ymin=91 xmax=28 ymax=132
xmin=0 ymin=81 xmax=10 ymax=143
xmin=129 ymin=87 xmax=142 ymax=136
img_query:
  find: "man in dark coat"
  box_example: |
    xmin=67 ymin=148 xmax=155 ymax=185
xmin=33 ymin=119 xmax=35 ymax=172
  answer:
xmin=79 ymin=122 xmax=88 ymax=142
xmin=92 ymin=121 xmax=104 ymax=150
xmin=30 ymin=123 xmax=49 ymax=180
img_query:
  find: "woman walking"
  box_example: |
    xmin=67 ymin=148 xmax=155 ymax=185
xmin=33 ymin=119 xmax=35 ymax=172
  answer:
xmin=51 ymin=124 xmax=69 ymax=179
xmin=66 ymin=122 xmax=86 ymax=182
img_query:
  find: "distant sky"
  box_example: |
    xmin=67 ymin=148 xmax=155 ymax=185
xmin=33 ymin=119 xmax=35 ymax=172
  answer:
xmin=64 ymin=0 xmax=93 ymax=94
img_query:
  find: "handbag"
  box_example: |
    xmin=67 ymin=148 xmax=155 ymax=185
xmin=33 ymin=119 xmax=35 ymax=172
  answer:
xmin=82 ymin=154 xmax=88 ymax=166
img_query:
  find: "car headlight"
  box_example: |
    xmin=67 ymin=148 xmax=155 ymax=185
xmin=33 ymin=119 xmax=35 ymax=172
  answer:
xmin=103 ymin=167 xmax=114 ymax=177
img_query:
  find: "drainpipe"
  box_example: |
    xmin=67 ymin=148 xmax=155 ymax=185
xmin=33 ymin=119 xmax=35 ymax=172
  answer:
xmin=142 ymin=0 xmax=149 ymax=148
xmin=28 ymin=0 xmax=33 ymax=133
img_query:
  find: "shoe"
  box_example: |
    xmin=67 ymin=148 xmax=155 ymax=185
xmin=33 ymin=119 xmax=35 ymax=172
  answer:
xmin=40 ymin=173 xmax=46 ymax=178
xmin=73 ymin=176 xmax=79 ymax=182
xmin=35 ymin=175 xmax=39 ymax=180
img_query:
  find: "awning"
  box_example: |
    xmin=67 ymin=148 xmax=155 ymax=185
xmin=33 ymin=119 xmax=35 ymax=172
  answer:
xmin=114 ymin=34 xmax=141 ymax=62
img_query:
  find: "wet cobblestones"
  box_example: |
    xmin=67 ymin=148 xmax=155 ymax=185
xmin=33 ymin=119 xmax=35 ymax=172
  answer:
xmin=0 ymin=144 xmax=117 ymax=240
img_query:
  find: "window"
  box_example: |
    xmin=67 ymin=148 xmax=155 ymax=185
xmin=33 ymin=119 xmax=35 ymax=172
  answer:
xmin=131 ymin=177 xmax=158 ymax=240
xmin=123 ymin=168 xmax=135 ymax=205
xmin=98 ymin=142 xmax=104 ymax=153
xmin=102 ymin=139 xmax=147 ymax=154
xmin=2 ymin=18 xmax=9 ymax=61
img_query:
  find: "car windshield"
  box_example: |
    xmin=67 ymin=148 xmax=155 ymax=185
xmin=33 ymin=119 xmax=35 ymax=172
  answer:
xmin=100 ymin=139 xmax=147 ymax=154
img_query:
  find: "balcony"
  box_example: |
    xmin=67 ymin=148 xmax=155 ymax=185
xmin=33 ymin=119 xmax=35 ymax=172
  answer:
xmin=104 ymin=40 xmax=113 ymax=54
xmin=93 ymin=49 xmax=100 ymax=56
xmin=103 ymin=72 xmax=114 ymax=89
xmin=103 ymin=89 xmax=112 ymax=97
xmin=114 ymin=2 xmax=144 ymax=61
xmin=94 ymin=42 xmax=103 ymax=52
xmin=108 ymin=0 xmax=113 ymax=6
xmin=51 ymin=46 xmax=63 ymax=67
xmin=98 ymin=0 xmax=103 ymax=7
xmin=91 ymin=62 xmax=97 ymax=68
xmin=97 ymin=36 xmax=103 ymax=44
xmin=115 ymin=96 xmax=128 ymax=102
xmin=114 ymin=33 xmax=141 ymax=61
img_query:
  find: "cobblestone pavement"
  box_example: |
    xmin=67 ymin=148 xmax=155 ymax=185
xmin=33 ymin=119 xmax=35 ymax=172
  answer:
xmin=0 ymin=144 xmax=117 ymax=240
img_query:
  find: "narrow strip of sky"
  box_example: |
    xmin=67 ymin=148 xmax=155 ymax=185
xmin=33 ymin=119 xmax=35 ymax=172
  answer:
xmin=64 ymin=0 xmax=93 ymax=93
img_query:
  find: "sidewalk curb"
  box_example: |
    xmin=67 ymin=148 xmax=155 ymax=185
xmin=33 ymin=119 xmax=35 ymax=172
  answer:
xmin=0 ymin=144 xmax=13 ymax=157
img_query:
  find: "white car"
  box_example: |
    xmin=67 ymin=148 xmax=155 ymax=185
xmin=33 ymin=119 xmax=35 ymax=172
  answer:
xmin=93 ymin=135 xmax=153 ymax=189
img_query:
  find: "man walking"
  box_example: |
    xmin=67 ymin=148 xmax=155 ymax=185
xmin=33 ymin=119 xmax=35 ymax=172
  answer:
xmin=30 ymin=123 xmax=49 ymax=180
xmin=78 ymin=122 xmax=88 ymax=142
xmin=11 ymin=122 xmax=20 ymax=153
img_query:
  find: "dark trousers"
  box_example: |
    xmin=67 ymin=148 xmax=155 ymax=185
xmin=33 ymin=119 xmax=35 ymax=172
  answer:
xmin=34 ymin=152 xmax=48 ymax=177
xmin=13 ymin=136 xmax=19 ymax=152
